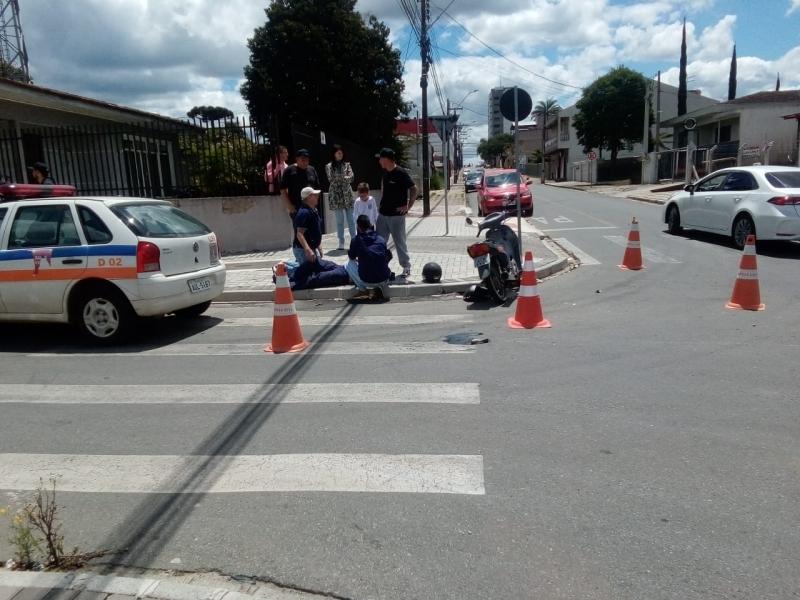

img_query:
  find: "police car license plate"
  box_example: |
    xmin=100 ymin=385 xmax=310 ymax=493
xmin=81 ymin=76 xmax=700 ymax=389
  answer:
xmin=473 ymin=254 xmax=490 ymax=268
xmin=188 ymin=277 xmax=211 ymax=294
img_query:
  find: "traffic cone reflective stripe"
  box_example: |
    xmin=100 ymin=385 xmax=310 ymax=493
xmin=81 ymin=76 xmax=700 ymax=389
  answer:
xmin=619 ymin=217 xmax=644 ymax=271
xmin=264 ymin=263 xmax=309 ymax=353
xmin=508 ymin=250 xmax=551 ymax=329
xmin=726 ymin=235 xmax=765 ymax=311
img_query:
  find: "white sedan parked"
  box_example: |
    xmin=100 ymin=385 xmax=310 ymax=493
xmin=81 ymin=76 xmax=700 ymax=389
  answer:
xmin=663 ymin=166 xmax=800 ymax=249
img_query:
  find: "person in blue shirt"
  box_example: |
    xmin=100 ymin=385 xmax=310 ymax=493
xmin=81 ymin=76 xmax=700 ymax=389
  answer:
xmin=346 ymin=215 xmax=392 ymax=300
xmin=293 ymin=187 xmax=323 ymax=264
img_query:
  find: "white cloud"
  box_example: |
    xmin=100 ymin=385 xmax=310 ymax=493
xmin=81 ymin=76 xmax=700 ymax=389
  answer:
xmin=12 ymin=0 xmax=797 ymax=144
xmin=788 ymin=0 xmax=800 ymax=15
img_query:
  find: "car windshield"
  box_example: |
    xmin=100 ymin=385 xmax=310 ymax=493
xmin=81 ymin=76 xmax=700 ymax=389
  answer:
xmin=765 ymin=172 xmax=800 ymax=188
xmin=111 ymin=203 xmax=211 ymax=238
xmin=485 ymin=172 xmax=520 ymax=187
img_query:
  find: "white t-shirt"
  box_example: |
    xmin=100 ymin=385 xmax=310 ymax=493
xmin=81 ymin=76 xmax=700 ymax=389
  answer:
xmin=352 ymin=196 xmax=378 ymax=226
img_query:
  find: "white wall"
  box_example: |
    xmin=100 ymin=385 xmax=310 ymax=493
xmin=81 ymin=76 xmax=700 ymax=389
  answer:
xmin=174 ymin=195 xmax=293 ymax=254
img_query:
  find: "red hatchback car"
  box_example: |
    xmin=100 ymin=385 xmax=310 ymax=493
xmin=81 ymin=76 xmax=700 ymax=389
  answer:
xmin=477 ymin=169 xmax=533 ymax=216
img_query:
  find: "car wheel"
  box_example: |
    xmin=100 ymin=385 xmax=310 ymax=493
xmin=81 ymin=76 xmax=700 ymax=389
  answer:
xmin=666 ymin=205 xmax=682 ymax=234
xmin=72 ymin=284 xmax=135 ymax=343
xmin=175 ymin=300 xmax=212 ymax=318
xmin=732 ymin=214 xmax=755 ymax=250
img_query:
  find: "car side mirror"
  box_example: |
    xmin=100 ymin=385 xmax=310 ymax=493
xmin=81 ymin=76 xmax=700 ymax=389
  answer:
xmin=684 ymin=184 xmax=695 ymax=194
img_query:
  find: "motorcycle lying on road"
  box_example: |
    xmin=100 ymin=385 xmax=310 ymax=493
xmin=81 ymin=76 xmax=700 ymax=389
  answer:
xmin=464 ymin=210 xmax=522 ymax=303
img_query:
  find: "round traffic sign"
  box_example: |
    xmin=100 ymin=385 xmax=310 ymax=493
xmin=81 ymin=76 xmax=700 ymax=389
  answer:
xmin=500 ymin=87 xmax=532 ymax=122
xmin=588 ymin=151 xmax=597 ymax=161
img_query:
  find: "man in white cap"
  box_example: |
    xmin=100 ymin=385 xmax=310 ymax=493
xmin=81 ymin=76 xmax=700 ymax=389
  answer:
xmin=293 ymin=186 xmax=323 ymax=264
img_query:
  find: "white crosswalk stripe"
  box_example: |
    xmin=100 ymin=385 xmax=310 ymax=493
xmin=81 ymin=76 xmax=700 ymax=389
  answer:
xmin=0 ymin=453 xmax=486 ymax=495
xmin=3 ymin=311 xmax=486 ymax=498
xmin=25 ymin=341 xmax=475 ymax=357
xmin=603 ymin=235 xmax=682 ymax=264
xmin=552 ymin=238 xmax=601 ymax=266
xmin=0 ymin=383 xmax=480 ymax=405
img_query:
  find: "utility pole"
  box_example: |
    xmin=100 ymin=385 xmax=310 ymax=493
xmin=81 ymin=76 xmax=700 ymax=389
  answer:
xmin=655 ymin=71 xmax=661 ymax=136
xmin=444 ymin=98 xmax=450 ymax=234
xmin=641 ymin=79 xmax=651 ymax=153
xmin=419 ymin=0 xmax=431 ymax=216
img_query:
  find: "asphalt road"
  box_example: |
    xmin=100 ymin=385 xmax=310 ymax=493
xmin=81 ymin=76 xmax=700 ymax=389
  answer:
xmin=1 ymin=184 xmax=799 ymax=599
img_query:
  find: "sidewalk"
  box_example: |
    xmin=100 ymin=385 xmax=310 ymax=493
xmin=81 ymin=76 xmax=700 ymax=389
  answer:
xmin=220 ymin=188 xmax=568 ymax=302
xmin=0 ymin=569 xmax=327 ymax=599
xmin=543 ymin=180 xmax=679 ymax=205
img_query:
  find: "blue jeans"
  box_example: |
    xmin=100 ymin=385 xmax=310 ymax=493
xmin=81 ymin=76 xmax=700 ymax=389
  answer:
xmin=293 ymin=247 xmax=321 ymax=264
xmin=334 ymin=208 xmax=356 ymax=246
xmin=346 ymin=260 xmax=387 ymax=290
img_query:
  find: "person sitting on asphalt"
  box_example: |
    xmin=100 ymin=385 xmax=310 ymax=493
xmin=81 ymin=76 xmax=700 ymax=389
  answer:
xmin=293 ymin=187 xmax=324 ymax=265
xmin=346 ymin=214 xmax=392 ymax=301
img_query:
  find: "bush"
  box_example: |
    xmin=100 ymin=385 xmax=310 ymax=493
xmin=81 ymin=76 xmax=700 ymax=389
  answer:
xmin=430 ymin=171 xmax=444 ymax=190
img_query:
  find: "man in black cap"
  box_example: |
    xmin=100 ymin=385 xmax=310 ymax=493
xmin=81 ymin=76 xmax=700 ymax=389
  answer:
xmin=376 ymin=147 xmax=416 ymax=279
xmin=280 ymin=149 xmax=320 ymax=216
xmin=29 ymin=162 xmax=55 ymax=185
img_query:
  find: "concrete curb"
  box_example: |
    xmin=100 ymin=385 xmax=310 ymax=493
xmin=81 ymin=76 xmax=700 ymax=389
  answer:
xmin=217 ymin=256 xmax=570 ymax=303
xmin=0 ymin=570 xmax=323 ymax=599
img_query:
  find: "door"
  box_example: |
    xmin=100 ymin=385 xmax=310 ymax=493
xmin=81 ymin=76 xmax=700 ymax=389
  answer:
xmin=1 ymin=203 xmax=87 ymax=314
xmin=688 ymin=172 xmax=729 ymax=229
xmin=714 ymin=171 xmax=758 ymax=231
xmin=0 ymin=206 xmax=8 ymax=312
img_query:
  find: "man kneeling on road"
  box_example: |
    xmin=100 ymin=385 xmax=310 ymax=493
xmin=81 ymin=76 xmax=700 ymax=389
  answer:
xmin=293 ymin=186 xmax=323 ymax=265
xmin=346 ymin=215 xmax=392 ymax=301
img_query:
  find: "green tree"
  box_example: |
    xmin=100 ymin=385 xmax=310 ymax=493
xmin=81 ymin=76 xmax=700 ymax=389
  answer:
xmin=0 ymin=60 xmax=30 ymax=83
xmin=728 ymin=44 xmax=737 ymax=101
xmin=678 ymin=19 xmax=687 ymax=116
xmin=241 ymin=0 xmax=408 ymax=151
xmin=477 ymin=134 xmax=514 ymax=166
xmin=187 ymin=106 xmax=235 ymax=122
xmin=179 ymin=124 xmax=261 ymax=197
xmin=534 ymin=98 xmax=561 ymax=182
xmin=573 ymin=67 xmax=647 ymax=163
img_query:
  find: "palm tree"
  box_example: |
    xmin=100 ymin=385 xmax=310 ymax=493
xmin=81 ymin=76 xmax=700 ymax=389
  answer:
xmin=534 ymin=98 xmax=561 ymax=182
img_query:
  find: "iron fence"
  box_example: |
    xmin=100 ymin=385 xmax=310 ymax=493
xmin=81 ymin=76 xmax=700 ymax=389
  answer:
xmin=0 ymin=116 xmax=272 ymax=198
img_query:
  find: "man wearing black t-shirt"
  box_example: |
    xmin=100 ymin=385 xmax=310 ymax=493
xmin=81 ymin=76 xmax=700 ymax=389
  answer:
xmin=376 ymin=148 xmax=417 ymax=279
xmin=280 ymin=149 xmax=320 ymax=216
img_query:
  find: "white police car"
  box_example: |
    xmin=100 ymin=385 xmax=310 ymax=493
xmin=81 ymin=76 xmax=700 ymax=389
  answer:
xmin=0 ymin=184 xmax=226 ymax=342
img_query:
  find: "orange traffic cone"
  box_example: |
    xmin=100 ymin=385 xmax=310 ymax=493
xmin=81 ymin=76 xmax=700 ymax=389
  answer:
xmin=508 ymin=251 xmax=551 ymax=329
xmin=726 ymin=234 xmax=765 ymax=311
xmin=619 ymin=217 xmax=644 ymax=271
xmin=264 ymin=263 xmax=309 ymax=353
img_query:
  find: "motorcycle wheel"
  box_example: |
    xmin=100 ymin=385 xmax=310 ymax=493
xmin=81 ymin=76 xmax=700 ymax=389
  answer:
xmin=486 ymin=258 xmax=507 ymax=304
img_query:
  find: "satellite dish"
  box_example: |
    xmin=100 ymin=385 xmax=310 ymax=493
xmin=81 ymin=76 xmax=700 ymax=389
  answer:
xmin=684 ymin=118 xmax=697 ymax=131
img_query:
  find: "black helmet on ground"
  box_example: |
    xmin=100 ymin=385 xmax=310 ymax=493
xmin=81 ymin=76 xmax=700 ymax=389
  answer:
xmin=422 ymin=262 xmax=442 ymax=283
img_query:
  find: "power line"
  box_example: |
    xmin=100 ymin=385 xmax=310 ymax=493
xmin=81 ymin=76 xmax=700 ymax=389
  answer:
xmin=434 ymin=6 xmax=583 ymax=91
xmin=433 ymin=44 xmax=570 ymax=100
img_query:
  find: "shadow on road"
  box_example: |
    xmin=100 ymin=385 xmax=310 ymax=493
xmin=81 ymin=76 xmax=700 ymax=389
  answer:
xmin=0 ymin=315 xmax=226 ymax=354
xmin=85 ymin=302 xmax=362 ymax=579
xmin=662 ymin=228 xmax=800 ymax=259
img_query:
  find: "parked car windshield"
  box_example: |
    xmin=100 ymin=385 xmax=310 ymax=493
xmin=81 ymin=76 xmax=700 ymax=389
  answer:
xmin=485 ymin=172 xmax=520 ymax=187
xmin=765 ymin=172 xmax=800 ymax=188
xmin=111 ymin=203 xmax=211 ymax=238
